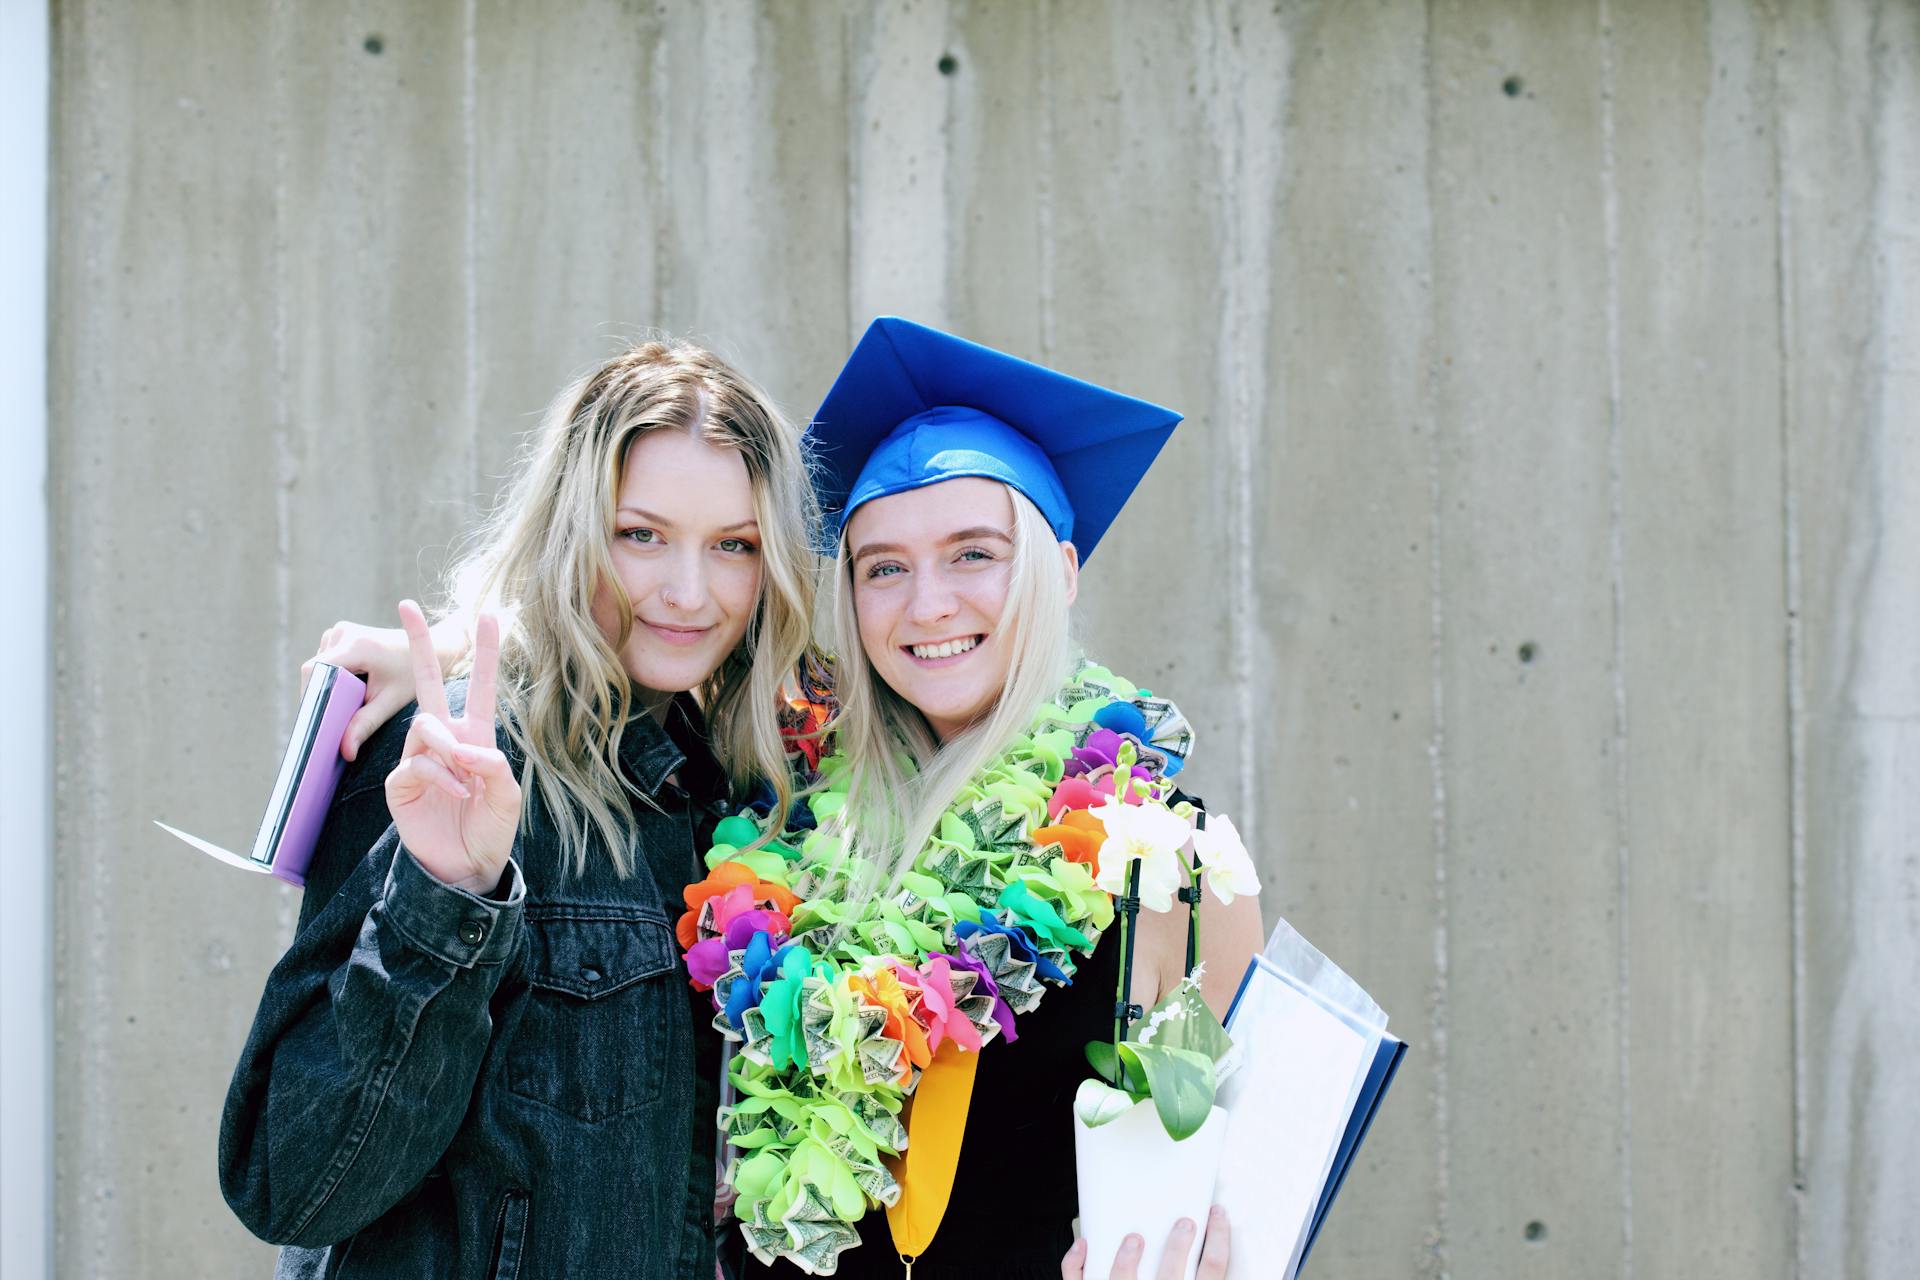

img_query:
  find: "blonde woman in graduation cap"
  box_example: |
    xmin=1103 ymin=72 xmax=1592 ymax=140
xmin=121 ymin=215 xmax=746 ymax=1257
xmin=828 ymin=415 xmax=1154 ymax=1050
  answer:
xmin=689 ymin=320 xmax=1262 ymax=1279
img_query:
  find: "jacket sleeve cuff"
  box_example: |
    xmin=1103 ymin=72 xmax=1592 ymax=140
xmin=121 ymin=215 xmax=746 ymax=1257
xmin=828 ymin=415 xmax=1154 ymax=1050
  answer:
xmin=380 ymin=846 xmax=525 ymax=969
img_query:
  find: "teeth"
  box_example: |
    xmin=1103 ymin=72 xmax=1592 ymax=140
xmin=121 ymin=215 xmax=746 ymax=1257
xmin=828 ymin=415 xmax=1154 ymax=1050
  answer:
xmin=911 ymin=636 xmax=979 ymax=660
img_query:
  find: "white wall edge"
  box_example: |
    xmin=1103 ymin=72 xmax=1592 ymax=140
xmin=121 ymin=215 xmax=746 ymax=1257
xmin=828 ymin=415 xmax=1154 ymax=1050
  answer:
xmin=0 ymin=0 xmax=54 ymax=1276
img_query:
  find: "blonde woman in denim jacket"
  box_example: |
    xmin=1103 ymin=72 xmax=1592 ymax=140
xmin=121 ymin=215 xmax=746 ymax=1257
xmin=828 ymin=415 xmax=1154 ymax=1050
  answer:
xmin=220 ymin=339 xmax=820 ymax=1280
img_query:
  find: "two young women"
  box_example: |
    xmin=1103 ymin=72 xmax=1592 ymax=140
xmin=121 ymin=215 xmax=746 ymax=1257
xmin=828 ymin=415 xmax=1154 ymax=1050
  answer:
xmin=221 ymin=323 xmax=1254 ymax=1279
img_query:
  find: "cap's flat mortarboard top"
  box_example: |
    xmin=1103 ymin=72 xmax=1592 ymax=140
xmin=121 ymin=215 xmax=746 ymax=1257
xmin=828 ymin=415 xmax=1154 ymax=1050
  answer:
xmin=808 ymin=318 xmax=1182 ymax=561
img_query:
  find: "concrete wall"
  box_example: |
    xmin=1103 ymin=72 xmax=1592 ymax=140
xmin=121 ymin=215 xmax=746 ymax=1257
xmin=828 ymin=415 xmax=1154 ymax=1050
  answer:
xmin=46 ymin=1 xmax=1918 ymax=1276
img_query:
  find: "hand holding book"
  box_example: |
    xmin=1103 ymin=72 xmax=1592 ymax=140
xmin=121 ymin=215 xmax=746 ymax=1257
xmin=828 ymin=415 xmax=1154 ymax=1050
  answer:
xmin=306 ymin=610 xmax=474 ymax=761
xmin=383 ymin=601 xmax=519 ymax=896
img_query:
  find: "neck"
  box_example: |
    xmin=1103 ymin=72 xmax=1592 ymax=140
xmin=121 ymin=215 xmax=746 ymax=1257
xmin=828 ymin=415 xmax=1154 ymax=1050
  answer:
xmin=634 ymin=684 xmax=677 ymax=723
xmin=923 ymin=705 xmax=989 ymax=747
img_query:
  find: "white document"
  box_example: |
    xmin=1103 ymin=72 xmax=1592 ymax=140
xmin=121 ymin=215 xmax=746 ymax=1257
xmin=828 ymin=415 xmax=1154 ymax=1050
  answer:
xmin=153 ymin=820 xmax=274 ymax=874
xmin=1214 ymin=956 xmax=1376 ymax=1280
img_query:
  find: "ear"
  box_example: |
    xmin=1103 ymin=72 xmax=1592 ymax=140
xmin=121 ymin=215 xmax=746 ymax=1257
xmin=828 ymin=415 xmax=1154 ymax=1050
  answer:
xmin=1059 ymin=540 xmax=1081 ymax=607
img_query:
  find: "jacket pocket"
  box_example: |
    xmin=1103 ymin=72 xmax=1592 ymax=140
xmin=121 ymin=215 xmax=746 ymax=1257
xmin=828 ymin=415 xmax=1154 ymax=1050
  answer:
xmin=487 ymin=1189 xmax=529 ymax=1280
xmin=506 ymin=906 xmax=680 ymax=1124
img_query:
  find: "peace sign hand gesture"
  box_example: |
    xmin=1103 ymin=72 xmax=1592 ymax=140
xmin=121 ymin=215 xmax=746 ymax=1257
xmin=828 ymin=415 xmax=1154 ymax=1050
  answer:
xmin=383 ymin=600 xmax=521 ymax=896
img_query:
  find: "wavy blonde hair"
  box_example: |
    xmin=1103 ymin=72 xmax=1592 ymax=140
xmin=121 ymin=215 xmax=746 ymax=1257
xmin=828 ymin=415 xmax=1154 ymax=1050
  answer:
xmin=821 ymin=487 xmax=1076 ymax=923
xmin=447 ymin=339 xmax=820 ymax=877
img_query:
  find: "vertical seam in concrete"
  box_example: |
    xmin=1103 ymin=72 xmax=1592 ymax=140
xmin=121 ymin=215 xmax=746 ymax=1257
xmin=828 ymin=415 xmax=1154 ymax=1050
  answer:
xmin=1199 ymin=0 xmax=1270 ymax=842
xmin=1223 ymin=6 xmax=1257 ymax=837
xmin=72 ymin=5 xmax=112 ymax=1267
xmin=1849 ymin=8 xmax=1898 ymax=1270
xmin=841 ymin=8 xmax=855 ymax=348
xmin=1768 ymin=10 xmax=1808 ymax=1273
xmin=463 ymin=0 xmax=478 ymax=511
xmin=1421 ymin=2 xmax=1451 ymax=1273
xmin=651 ymin=22 xmax=671 ymax=326
xmin=1036 ymin=0 xmax=1055 ymax=363
xmin=269 ymin=0 xmax=297 ymax=945
xmin=1597 ymin=2 xmax=1635 ymax=1273
xmin=942 ymin=0 xmax=957 ymax=325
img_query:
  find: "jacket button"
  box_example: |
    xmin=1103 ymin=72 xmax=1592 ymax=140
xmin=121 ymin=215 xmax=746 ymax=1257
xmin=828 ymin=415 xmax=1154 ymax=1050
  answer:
xmin=458 ymin=920 xmax=487 ymax=947
xmin=581 ymin=966 xmax=602 ymax=984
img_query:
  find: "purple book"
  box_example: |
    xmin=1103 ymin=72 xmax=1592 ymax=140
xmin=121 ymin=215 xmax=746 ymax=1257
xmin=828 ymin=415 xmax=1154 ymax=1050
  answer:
xmin=158 ymin=663 xmax=367 ymax=886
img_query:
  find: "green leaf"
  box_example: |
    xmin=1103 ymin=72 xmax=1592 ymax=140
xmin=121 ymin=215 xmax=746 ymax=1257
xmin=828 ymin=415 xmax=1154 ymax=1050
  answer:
xmin=1136 ymin=981 xmax=1234 ymax=1064
xmin=1074 ymin=1077 xmax=1140 ymax=1128
xmin=1085 ymin=1039 xmax=1121 ymax=1085
xmin=1111 ymin=1042 xmax=1151 ymax=1095
xmin=1123 ymin=1043 xmax=1218 ymax=1141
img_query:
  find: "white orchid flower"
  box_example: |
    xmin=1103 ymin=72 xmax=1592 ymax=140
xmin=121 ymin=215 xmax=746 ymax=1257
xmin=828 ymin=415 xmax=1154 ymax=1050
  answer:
xmin=1091 ymin=797 xmax=1192 ymax=913
xmin=1190 ymin=813 xmax=1261 ymax=903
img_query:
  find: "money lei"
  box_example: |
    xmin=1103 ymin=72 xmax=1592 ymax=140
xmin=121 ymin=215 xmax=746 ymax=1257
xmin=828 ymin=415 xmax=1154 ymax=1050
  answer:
xmin=675 ymin=662 xmax=1196 ymax=1275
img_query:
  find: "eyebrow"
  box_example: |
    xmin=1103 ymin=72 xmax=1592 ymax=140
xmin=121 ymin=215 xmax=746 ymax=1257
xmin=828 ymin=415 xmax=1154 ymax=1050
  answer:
xmin=851 ymin=526 xmax=1013 ymax=562
xmin=618 ymin=506 xmax=759 ymax=533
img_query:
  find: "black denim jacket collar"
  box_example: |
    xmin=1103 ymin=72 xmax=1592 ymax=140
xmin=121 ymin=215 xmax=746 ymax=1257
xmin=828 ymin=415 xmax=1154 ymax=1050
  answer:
xmin=620 ymin=691 xmax=729 ymax=814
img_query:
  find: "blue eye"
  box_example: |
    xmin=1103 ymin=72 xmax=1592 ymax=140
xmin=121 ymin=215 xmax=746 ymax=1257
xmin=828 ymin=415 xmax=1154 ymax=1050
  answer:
xmin=864 ymin=562 xmax=904 ymax=580
xmin=957 ymin=548 xmax=994 ymax=563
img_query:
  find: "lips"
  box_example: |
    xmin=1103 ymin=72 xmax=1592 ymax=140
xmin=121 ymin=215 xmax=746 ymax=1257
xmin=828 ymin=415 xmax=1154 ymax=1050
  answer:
xmin=641 ymin=619 xmax=714 ymax=647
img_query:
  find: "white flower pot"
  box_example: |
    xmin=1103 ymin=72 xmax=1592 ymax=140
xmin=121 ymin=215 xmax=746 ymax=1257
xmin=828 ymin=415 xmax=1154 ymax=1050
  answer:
xmin=1073 ymin=1099 xmax=1228 ymax=1280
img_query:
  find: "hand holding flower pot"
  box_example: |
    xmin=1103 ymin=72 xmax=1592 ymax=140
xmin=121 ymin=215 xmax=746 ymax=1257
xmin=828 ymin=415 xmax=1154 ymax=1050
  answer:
xmin=1073 ymin=971 xmax=1236 ymax=1280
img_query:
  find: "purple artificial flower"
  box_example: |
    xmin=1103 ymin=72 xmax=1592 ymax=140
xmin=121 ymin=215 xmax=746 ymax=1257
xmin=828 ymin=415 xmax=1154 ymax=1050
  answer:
xmin=723 ymin=909 xmax=789 ymax=951
xmin=937 ymin=945 xmax=1018 ymax=1044
xmin=687 ymin=910 xmax=790 ymax=994
xmin=686 ymin=937 xmax=734 ymax=989
xmin=1070 ymin=728 xmax=1125 ymax=774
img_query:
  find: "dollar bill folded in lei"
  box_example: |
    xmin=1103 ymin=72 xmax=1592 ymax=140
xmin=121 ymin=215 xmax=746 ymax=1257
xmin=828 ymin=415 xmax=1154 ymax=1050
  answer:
xmin=675 ymin=663 xmax=1198 ymax=1274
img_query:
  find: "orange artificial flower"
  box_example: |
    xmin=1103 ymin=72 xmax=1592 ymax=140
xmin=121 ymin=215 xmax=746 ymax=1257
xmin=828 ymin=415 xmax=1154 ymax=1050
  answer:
xmin=677 ymin=861 xmax=802 ymax=951
xmin=850 ymin=968 xmax=932 ymax=1081
xmin=1029 ymin=808 xmax=1107 ymax=874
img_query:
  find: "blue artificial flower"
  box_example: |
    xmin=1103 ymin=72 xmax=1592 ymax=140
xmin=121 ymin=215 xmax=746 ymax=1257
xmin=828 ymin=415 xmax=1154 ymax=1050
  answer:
xmin=955 ymin=912 xmax=1069 ymax=984
xmin=724 ymin=931 xmax=797 ymax=1031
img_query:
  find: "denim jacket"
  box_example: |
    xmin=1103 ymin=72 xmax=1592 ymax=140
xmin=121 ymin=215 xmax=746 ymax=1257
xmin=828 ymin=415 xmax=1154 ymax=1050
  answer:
xmin=220 ymin=681 xmax=730 ymax=1279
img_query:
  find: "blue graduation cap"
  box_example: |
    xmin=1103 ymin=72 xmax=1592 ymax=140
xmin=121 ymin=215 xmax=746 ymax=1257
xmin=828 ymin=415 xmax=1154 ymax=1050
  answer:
xmin=808 ymin=318 xmax=1183 ymax=561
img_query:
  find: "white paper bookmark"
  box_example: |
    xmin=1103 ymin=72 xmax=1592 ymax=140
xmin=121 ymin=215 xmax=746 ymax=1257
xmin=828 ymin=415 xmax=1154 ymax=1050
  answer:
xmin=154 ymin=820 xmax=272 ymax=874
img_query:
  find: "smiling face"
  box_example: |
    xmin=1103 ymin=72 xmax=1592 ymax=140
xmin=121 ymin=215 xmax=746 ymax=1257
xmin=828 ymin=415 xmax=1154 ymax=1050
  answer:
xmin=847 ymin=476 xmax=1078 ymax=742
xmin=591 ymin=428 xmax=763 ymax=704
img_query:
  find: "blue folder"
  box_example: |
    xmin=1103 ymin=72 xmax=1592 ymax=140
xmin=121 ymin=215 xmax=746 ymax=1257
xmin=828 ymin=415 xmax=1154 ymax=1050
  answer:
xmin=1300 ymin=1033 xmax=1406 ymax=1265
xmin=1223 ymin=955 xmax=1407 ymax=1273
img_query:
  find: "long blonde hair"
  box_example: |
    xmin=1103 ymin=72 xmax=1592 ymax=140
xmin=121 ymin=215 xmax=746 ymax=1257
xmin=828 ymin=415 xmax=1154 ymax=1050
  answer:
xmin=822 ymin=487 xmax=1075 ymax=921
xmin=448 ymin=339 xmax=820 ymax=877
